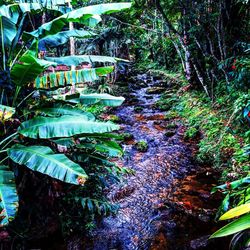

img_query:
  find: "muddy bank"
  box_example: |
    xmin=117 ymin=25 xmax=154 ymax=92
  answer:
xmin=75 ymin=73 xmax=229 ymax=250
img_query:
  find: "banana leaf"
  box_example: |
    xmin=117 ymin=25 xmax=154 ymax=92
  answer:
xmin=77 ymin=140 xmax=123 ymax=157
xmin=34 ymin=66 xmax=114 ymax=89
xmin=8 ymin=145 xmax=87 ymax=185
xmin=18 ymin=115 xmax=120 ymax=139
xmin=67 ymin=93 xmax=125 ymax=107
xmin=211 ymin=176 xmax=250 ymax=194
xmin=210 ymin=213 xmax=250 ymax=238
xmin=24 ymin=3 xmax=132 ymax=39
xmin=220 ymin=203 xmax=250 ymax=221
xmin=0 ymin=165 xmax=18 ymax=227
xmin=44 ymin=55 xmax=127 ymax=65
xmin=0 ymin=16 xmax=17 ymax=47
xmin=35 ymin=106 xmax=95 ymax=120
xmin=11 ymin=51 xmax=56 ymax=86
xmin=39 ymin=29 xmax=96 ymax=49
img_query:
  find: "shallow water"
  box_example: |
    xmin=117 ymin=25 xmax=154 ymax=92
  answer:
xmin=82 ymin=73 xmax=227 ymax=250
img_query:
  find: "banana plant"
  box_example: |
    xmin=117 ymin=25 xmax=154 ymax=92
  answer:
xmin=0 ymin=0 xmax=131 ymax=227
xmin=210 ymin=176 xmax=250 ymax=248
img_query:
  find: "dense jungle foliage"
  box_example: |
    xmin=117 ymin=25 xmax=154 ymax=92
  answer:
xmin=0 ymin=0 xmax=249 ymax=249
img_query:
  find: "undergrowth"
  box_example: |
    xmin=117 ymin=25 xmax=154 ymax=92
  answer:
xmin=149 ymin=69 xmax=249 ymax=183
xmin=173 ymin=86 xmax=250 ymax=182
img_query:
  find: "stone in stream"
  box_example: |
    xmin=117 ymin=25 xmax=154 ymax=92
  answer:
xmin=164 ymin=129 xmax=176 ymax=137
xmin=134 ymin=106 xmax=144 ymax=113
xmin=139 ymin=81 xmax=149 ymax=88
xmin=190 ymin=235 xmax=210 ymax=249
xmin=146 ymin=86 xmax=166 ymax=94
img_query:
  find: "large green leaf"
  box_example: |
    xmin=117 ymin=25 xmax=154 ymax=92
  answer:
xmin=18 ymin=115 xmax=120 ymax=139
xmin=0 ymin=4 xmax=39 ymax=23
xmin=34 ymin=66 xmax=114 ymax=89
xmin=0 ymin=2 xmax=70 ymax=47
xmin=210 ymin=213 xmax=250 ymax=238
xmin=0 ymin=165 xmax=18 ymax=227
xmin=68 ymin=93 xmax=125 ymax=107
xmin=8 ymin=145 xmax=87 ymax=185
xmin=17 ymin=0 xmax=70 ymax=13
xmin=35 ymin=106 xmax=95 ymax=120
xmin=95 ymin=139 xmax=123 ymax=157
xmin=44 ymin=55 xmax=126 ymax=66
xmin=211 ymin=176 xmax=250 ymax=193
xmin=220 ymin=204 xmax=250 ymax=221
xmin=0 ymin=16 xmax=16 ymax=47
xmin=0 ymin=3 xmax=66 ymax=23
xmin=11 ymin=51 xmax=55 ymax=86
xmin=39 ymin=29 xmax=96 ymax=49
xmin=78 ymin=140 xmax=123 ymax=157
xmin=25 ymin=3 xmax=132 ymax=39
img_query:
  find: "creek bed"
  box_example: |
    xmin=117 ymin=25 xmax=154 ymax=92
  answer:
xmin=81 ymin=73 xmax=228 ymax=250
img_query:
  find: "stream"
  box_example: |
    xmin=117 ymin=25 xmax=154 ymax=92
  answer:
xmin=79 ymin=73 xmax=228 ymax=250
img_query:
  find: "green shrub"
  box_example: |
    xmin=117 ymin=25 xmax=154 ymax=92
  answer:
xmin=184 ymin=127 xmax=199 ymax=140
xmin=135 ymin=140 xmax=148 ymax=152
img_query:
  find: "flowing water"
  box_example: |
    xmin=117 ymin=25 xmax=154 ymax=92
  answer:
xmin=81 ymin=73 xmax=228 ymax=250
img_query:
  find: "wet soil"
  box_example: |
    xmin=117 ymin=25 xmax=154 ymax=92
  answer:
xmin=80 ymin=73 xmax=229 ymax=250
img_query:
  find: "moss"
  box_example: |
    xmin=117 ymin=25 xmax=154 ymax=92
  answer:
xmin=108 ymin=115 xmax=121 ymax=123
xmin=184 ymin=127 xmax=200 ymax=140
xmin=165 ymin=123 xmax=178 ymax=129
xmin=135 ymin=140 xmax=148 ymax=152
xmin=155 ymin=95 xmax=179 ymax=111
xmin=164 ymin=111 xmax=179 ymax=121
xmin=134 ymin=106 xmax=144 ymax=113
xmin=121 ymin=133 xmax=134 ymax=141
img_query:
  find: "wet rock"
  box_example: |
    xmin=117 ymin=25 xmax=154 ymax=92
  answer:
xmin=197 ymin=214 xmax=211 ymax=222
xmin=139 ymin=82 xmax=148 ymax=88
xmin=190 ymin=235 xmax=210 ymax=249
xmin=117 ymin=81 xmax=128 ymax=87
xmin=132 ymin=84 xmax=142 ymax=90
xmin=165 ymin=130 xmax=176 ymax=137
xmin=134 ymin=106 xmax=144 ymax=113
xmin=128 ymin=76 xmax=137 ymax=83
xmin=153 ymin=120 xmax=161 ymax=125
xmin=121 ymin=132 xmax=134 ymax=141
xmin=146 ymin=87 xmax=166 ymax=94
xmin=154 ymin=80 xmax=169 ymax=88
xmin=165 ymin=123 xmax=178 ymax=130
xmin=152 ymin=76 xmax=162 ymax=81
xmin=128 ymin=97 xmax=139 ymax=105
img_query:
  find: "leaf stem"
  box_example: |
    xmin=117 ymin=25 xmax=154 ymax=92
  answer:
xmin=12 ymin=86 xmax=21 ymax=107
xmin=0 ymin=16 xmax=6 ymax=71
xmin=16 ymin=90 xmax=36 ymax=108
xmin=0 ymin=132 xmax=18 ymax=147
xmin=2 ymin=134 xmax=18 ymax=150
xmin=0 ymin=156 xmax=8 ymax=164
xmin=0 ymin=88 xmax=4 ymax=105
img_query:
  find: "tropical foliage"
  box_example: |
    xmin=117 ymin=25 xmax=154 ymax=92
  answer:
xmin=0 ymin=0 xmax=131 ymax=229
xmin=0 ymin=0 xmax=249 ymax=248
